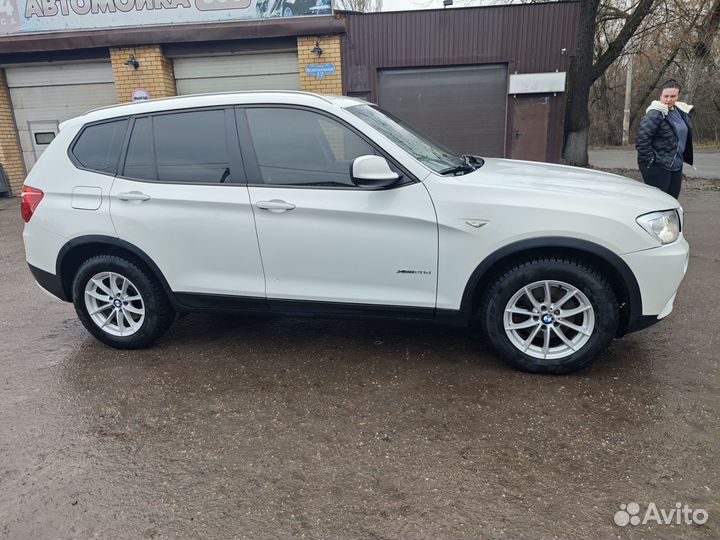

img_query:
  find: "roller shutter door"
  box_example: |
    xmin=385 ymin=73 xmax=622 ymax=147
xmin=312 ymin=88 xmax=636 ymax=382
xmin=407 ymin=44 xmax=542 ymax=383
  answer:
xmin=378 ymin=65 xmax=508 ymax=157
xmin=5 ymin=61 xmax=117 ymax=172
xmin=173 ymin=51 xmax=301 ymax=95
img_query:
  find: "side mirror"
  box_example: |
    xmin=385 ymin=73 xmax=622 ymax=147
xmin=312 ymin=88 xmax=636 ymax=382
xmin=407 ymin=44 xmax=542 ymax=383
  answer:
xmin=351 ymin=155 xmax=401 ymax=189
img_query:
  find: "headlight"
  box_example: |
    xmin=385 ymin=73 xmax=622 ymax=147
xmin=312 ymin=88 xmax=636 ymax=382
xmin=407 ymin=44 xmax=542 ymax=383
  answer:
xmin=636 ymin=210 xmax=681 ymax=245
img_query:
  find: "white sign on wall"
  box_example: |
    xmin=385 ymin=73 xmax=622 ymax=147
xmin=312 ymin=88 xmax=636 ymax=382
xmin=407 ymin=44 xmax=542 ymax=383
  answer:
xmin=0 ymin=0 xmax=331 ymax=35
xmin=508 ymin=72 xmax=567 ymax=95
xmin=132 ymin=87 xmax=150 ymax=101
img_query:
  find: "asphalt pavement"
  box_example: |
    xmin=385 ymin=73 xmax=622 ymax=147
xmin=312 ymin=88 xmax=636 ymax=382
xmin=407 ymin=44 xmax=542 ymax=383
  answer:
xmin=0 ymin=191 xmax=718 ymax=539
xmin=589 ymin=148 xmax=720 ymax=179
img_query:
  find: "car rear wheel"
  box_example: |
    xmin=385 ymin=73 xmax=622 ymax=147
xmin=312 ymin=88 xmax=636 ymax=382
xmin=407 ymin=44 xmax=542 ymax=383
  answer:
xmin=72 ymin=255 xmax=175 ymax=349
xmin=479 ymin=257 xmax=619 ymax=374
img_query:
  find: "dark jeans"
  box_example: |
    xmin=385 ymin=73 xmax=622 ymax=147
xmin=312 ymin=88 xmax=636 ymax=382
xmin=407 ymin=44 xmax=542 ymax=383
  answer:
xmin=639 ymin=162 xmax=683 ymax=199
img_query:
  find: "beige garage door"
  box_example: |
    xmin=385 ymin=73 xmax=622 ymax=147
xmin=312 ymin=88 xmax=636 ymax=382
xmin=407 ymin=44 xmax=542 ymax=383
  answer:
xmin=173 ymin=51 xmax=301 ymax=95
xmin=5 ymin=61 xmax=117 ymax=172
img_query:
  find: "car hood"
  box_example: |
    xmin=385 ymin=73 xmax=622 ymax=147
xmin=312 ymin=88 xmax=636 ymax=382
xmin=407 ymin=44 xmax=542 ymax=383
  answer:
xmin=462 ymin=158 xmax=679 ymax=212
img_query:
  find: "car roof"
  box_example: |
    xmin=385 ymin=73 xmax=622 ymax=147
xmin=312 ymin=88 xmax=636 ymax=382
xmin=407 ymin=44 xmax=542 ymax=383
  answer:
xmin=68 ymin=91 xmax=368 ymax=128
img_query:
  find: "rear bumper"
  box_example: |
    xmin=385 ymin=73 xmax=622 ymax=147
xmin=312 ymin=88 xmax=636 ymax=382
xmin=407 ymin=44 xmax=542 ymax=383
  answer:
xmin=28 ymin=264 xmax=69 ymax=302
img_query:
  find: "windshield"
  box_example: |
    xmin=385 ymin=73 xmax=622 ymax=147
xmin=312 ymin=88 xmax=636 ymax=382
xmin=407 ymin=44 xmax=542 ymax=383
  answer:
xmin=345 ymin=104 xmax=464 ymax=173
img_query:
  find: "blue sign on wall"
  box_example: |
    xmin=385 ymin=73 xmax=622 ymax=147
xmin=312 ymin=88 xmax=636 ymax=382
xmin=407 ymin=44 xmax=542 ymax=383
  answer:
xmin=305 ymin=64 xmax=336 ymax=79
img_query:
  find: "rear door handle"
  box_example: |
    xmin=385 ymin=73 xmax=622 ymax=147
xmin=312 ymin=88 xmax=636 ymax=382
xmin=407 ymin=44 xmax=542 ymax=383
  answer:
xmin=256 ymin=200 xmax=296 ymax=213
xmin=118 ymin=191 xmax=151 ymax=202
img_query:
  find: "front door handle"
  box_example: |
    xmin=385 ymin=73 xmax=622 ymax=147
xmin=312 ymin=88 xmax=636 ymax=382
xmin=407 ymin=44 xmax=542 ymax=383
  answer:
xmin=256 ymin=200 xmax=296 ymax=213
xmin=118 ymin=191 xmax=151 ymax=202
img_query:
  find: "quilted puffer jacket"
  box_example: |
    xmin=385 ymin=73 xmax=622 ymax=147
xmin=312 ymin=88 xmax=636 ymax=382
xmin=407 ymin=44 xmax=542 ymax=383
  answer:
xmin=636 ymin=101 xmax=694 ymax=170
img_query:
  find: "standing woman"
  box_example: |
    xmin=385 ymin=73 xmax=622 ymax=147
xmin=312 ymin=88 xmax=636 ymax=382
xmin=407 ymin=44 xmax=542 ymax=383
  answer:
xmin=636 ymin=80 xmax=694 ymax=199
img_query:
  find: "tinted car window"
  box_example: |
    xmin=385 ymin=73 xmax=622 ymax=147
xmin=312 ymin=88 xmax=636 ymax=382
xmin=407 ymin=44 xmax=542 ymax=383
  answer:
xmin=154 ymin=110 xmax=231 ymax=184
xmin=72 ymin=119 xmax=128 ymax=175
xmin=347 ymin=104 xmax=462 ymax=174
xmin=244 ymin=108 xmax=377 ymax=187
xmin=123 ymin=117 xmax=154 ymax=181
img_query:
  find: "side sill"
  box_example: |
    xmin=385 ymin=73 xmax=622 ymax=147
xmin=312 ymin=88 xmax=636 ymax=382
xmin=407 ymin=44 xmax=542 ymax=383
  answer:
xmin=174 ymin=293 xmax=439 ymax=321
xmin=269 ymin=298 xmax=435 ymax=320
xmin=434 ymin=308 xmax=472 ymax=327
xmin=174 ymin=292 xmax=269 ymax=313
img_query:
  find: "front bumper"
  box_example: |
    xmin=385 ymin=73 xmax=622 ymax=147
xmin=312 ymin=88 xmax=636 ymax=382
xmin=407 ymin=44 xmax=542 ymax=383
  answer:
xmin=621 ymin=237 xmax=689 ymax=330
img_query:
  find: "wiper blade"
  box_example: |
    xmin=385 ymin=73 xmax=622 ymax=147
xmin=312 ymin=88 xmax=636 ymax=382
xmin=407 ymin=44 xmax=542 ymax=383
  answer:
xmin=439 ymin=154 xmax=482 ymax=175
xmin=466 ymin=154 xmax=485 ymax=168
xmin=439 ymin=164 xmax=474 ymax=175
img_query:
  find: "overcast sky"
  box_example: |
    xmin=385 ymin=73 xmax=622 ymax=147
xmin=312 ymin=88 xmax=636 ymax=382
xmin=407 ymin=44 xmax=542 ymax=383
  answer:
xmin=376 ymin=0 xmax=506 ymax=13
xmin=381 ymin=0 xmax=444 ymax=10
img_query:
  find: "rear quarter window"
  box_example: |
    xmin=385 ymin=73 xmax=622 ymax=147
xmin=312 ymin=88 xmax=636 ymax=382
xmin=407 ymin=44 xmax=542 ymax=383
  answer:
xmin=71 ymin=119 xmax=128 ymax=175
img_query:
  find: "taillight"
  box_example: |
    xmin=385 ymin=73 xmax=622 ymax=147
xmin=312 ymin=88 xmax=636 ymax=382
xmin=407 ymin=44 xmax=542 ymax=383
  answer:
xmin=21 ymin=186 xmax=44 ymax=223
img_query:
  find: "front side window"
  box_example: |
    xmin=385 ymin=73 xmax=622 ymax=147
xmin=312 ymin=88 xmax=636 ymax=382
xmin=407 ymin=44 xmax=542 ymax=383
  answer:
xmin=72 ymin=119 xmax=128 ymax=175
xmin=122 ymin=110 xmax=231 ymax=184
xmin=244 ymin=108 xmax=377 ymax=187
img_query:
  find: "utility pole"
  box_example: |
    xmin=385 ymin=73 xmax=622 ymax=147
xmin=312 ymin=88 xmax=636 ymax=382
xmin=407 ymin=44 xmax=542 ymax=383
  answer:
xmin=621 ymin=0 xmax=634 ymax=146
xmin=622 ymin=55 xmax=633 ymax=146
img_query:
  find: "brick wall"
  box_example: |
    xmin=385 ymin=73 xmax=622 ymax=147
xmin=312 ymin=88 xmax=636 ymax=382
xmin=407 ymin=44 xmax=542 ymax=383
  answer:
xmin=297 ymin=35 xmax=343 ymax=95
xmin=110 ymin=46 xmax=176 ymax=103
xmin=0 ymin=69 xmax=26 ymax=196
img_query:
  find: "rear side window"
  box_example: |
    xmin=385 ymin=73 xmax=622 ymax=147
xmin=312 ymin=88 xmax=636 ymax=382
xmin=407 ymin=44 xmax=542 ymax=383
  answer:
xmin=123 ymin=117 xmax=154 ymax=181
xmin=72 ymin=119 xmax=128 ymax=175
xmin=122 ymin=110 xmax=232 ymax=184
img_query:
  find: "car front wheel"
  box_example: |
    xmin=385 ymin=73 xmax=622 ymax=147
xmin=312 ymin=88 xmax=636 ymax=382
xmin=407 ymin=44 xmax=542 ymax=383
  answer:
xmin=480 ymin=258 xmax=619 ymax=374
xmin=72 ymin=255 xmax=175 ymax=349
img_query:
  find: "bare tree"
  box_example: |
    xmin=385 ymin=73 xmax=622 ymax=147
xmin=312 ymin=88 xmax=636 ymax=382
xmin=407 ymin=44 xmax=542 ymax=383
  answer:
xmin=563 ymin=0 xmax=656 ymax=166
xmin=683 ymin=0 xmax=720 ymax=102
xmin=589 ymin=0 xmax=720 ymax=145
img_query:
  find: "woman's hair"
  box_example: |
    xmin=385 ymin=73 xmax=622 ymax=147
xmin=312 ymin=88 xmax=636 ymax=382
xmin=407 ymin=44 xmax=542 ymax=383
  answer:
xmin=661 ymin=79 xmax=682 ymax=91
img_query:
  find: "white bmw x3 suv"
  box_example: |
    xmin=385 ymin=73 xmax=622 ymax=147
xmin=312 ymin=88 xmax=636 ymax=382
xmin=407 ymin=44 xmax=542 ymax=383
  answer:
xmin=22 ymin=91 xmax=689 ymax=374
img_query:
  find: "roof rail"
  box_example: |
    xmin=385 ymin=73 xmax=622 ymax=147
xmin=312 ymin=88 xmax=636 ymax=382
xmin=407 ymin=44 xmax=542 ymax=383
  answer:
xmin=84 ymin=90 xmax=335 ymax=115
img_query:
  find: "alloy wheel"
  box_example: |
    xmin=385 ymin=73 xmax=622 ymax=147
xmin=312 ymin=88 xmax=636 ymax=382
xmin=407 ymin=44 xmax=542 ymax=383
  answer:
xmin=503 ymin=279 xmax=595 ymax=361
xmin=84 ymin=271 xmax=145 ymax=337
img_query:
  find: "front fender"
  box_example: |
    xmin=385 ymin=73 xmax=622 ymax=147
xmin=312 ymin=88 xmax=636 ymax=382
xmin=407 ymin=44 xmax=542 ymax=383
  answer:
xmin=450 ymin=237 xmax=642 ymax=335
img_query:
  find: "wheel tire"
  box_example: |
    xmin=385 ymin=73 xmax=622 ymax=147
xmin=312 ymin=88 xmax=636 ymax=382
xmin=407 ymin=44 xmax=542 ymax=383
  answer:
xmin=72 ymin=255 xmax=175 ymax=349
xmin=479 ymin=257 xmax=618 ymax=374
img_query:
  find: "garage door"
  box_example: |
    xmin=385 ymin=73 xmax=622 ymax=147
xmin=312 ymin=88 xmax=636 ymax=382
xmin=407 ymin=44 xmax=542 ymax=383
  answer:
xmin=378 ymin=65 xmax=507 ymax=157
xmin=173 ymin=51 xmax=300 ymax=95
xmin=6 ymin=61 xmax=117 ymax=172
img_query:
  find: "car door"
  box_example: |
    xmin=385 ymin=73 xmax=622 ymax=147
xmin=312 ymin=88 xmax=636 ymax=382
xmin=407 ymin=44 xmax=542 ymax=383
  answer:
xmin=109 ymin=108 xmax=266 ymax=303
xmin=238 ymin=106 xmax=438 ymax=310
